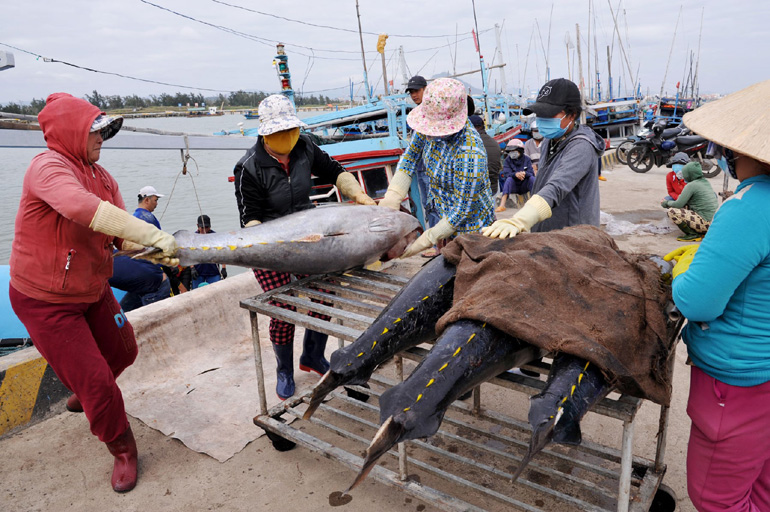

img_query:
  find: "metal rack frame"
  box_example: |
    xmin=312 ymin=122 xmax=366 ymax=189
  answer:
xmin=240 ymin=268 xmax=673 ymax=511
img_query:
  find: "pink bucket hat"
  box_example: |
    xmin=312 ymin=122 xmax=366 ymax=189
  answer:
xmin=407 ymin=78 xmax=468 ymax=137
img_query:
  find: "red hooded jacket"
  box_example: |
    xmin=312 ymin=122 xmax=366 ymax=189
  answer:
xmin=10 ymin=93 xmax=125 ymax=303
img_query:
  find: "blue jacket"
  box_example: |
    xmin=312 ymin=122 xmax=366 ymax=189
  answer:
xmin=501 ymin=154 xmax=534 ymax=182
xmin=133 ymin=207 xmax=161 ymax=229
xmin=673 ymin=175 xmax=770 ymax=386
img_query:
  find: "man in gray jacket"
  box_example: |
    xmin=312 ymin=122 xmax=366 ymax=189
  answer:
xmin=482 ymin=78 xmax=605 ymax=238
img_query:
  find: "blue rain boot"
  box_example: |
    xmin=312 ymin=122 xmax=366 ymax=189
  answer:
xmin=272 ymin=343 xmax=295 ymax=400
xmin=299 ymin=330 xmax=330 ymax=376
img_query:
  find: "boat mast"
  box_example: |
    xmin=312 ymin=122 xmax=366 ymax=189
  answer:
xmin=587 ymin=0 xmax=592 ymax=100
xmin=657 ymin=5 xmax=682 ymax=115
xmin=377 ymin=34 xmax=389 ymax=95
xmin=606 ymin=0 xmax=636 ymax=98
xmin=398 ymin=46 xmax=411 ymax=91
xmin=494 ymin=24 xmax=507 ymax=95
xmin=470 ymin=0 xmax=490 ymax=122
xmin=546 ymin=3 xmax=554 ymax=81
xmin=593 ymin=12 xmax=600 ymax=101
xmin=576 ymin=24 xmax=586 ymax=124
xmin=693 ymin=7 xmax=704 ymax=100
xmin=355 ymin=0 xmax=373 ymax=103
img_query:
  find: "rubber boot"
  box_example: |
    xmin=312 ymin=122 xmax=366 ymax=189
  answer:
xmin=299 ymin=330 xmax=330 ymax=376
xmin=676 ymin=222 xmax=703 ymax=242
xmin=66 ymin=394 xmax=83 ymax=413
xmin=105 ymin=425 xmax=138 ymax=493
xmin=273 ymin=343 xmax=295 ymax=400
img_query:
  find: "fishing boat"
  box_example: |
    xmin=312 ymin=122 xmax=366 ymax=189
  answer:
xmin=243 ymin=111 xmax=259 ymax=120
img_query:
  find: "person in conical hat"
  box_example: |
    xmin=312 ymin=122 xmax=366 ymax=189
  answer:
xmin=663 ymin=80 xmax=770 ymax=511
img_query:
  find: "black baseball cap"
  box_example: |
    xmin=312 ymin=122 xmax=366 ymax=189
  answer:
xmin=405 ymin=75 xmax=428 ymax=92
xmin=197 ymin=214 xmax=211 ymax=227
xmin=522 ymin=78 xmax=581 ymax=117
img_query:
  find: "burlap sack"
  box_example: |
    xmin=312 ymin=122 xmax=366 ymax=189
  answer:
xmin=437 ymin=226 xmax=674 ymax=405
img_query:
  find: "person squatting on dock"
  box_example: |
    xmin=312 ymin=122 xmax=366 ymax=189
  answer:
xmin=8 ymin=93 xmax=179 ymax=492
xmin=379 ymin=77 xmax=495 ymax=256
xmin=664 ymin=151 xmax=689 ymax=201
xmin=233 ymin=94 xmax=376 ymax=401
xmin=495 ymin=138 xmax=535 ymax=212
xmin=660 ymin=158 xmax=718 ymax=242
xmin=664 ymin=80 xmax=770 ymax=512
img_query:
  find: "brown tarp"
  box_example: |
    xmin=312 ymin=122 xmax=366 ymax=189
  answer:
xmin=437 ymin=225 xmax=675 ymax=405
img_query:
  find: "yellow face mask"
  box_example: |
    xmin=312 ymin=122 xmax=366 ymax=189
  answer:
xmin=263 ymin=127 xmax=300 ymax=155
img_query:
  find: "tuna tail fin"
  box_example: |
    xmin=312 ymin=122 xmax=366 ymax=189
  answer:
xmin=345 ymin=416 xmax=405 ymax=493
xmin=303 ymin=371 xmax=344 ymax=420
xmin=552 ymin=420 xmax=582 ymax=445
xmin=112 ymin=246 xmax=161 ymax=260
xmin=511 ymin=417 xmax=557 ymax=483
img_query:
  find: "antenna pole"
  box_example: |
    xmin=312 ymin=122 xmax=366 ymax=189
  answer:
xmin=355 ymin=0 xmax=373 ymax=103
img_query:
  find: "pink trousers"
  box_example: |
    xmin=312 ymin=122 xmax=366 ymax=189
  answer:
xmin=9 ymin=282 xmax=137 ymax=443
xmin=687 ymin=366 xmax=770 ymax=511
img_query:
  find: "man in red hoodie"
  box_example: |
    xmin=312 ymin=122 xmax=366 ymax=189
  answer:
xmin=8 ymin=93 xmax=178 ymax=492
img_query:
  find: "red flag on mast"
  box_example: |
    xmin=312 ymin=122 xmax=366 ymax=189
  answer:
xmin=472 ymin=29 xmax=479 ymax=53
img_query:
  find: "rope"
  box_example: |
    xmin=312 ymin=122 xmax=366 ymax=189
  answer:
xmin=156 ymin=138 xmax=205 ymax=225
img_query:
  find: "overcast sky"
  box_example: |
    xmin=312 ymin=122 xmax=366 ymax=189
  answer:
xmin=1 ymin=0 xmax=767 ymax=105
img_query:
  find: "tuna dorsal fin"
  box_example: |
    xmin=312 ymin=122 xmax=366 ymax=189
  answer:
xmin=345 ymin=416 xmax=405 ymax=493
xmin=368 ymin=216 xmax=396 ymax=233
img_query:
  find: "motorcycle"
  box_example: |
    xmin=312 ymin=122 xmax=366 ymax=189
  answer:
xmin=626 ymin=122 xmax=720 ymax=177
xmin=616 ymin=120 xmax=683 ymax=165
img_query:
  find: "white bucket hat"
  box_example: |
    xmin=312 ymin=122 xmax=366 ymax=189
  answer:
xmin=139 ymin=185 xmax=164 ymax=198
xmin=90 ymin=114 xmax=123 ymax=141
xmin=683 ymin=80 xmax=770 ymax=165
xmin=257 ymin=94 xmax=308 ymax=136
xmin=406 ymin=78 xmax=468 ymax=137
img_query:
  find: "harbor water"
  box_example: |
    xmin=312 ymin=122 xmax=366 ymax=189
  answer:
xmin=1 ymin=113 xmax=276 ymax=268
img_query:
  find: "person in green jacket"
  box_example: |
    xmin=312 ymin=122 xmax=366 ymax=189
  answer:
xmin=661 ymin=161 xmax=719 ymax=241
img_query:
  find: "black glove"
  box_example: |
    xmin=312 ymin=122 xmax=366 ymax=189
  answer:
xmin=190 ymin=267 xmax=199 ymax=280
xmin=220 ymin=267 xmax=227 ymax=279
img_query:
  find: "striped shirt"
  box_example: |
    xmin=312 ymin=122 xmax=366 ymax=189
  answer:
xmin=396 ymin=121 xmax=495 ymax=234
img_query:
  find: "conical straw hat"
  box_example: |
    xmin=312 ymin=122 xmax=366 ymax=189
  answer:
xmin=683 ymin=80 xmax=770 ymax=166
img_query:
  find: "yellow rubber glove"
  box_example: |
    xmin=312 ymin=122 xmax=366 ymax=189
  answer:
xmin=663 ymin=244 xmax=700 ymax=279
xmin=91 ymin=201 xmax=179 ymax=265
xmin=336 ymin=171 xmax=376 ymax=206
xmin=480 ymin=194 xmax=552 ymax=239
xmin=245 ymin=220 xmax=262 ymax=228
xmin=120 ymin=240 xmax=178 ymax=266
xmin=400 ymin=218 xmax=455 ymax=258
xmin=378 ymin=171 xmax=412 ymax=210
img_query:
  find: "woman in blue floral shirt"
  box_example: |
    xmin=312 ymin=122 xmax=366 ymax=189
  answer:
xmin=379 ymin=78 xmax=495 ymax=257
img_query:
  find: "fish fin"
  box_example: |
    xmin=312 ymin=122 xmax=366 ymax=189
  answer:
xmin=367 ymin=217 xmax=396 ymax=233
xmin=113 ymin=247 xmax=161 ymax=260
xmin=303 ymin=371 xmax=344 ymax=420
xmin=552 ymin=420 xmax=582 ymax=446
xmin=345 ymin=416 xmax=405 ymax=493
xmin=512 ymin=418 xmax=556 ymax=483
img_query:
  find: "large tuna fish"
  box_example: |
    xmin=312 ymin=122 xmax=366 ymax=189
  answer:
xmin=345 ymin=320 xmax=547 ymax=492
xmin=509 ymin=257 xmax=683 ymax=483
xmin=510 ymin=353 xmax=610 ymax=483
xmin=170 ymin=204 xmax=419 ymax=275
xmin=303 ymin=254 xmax=457 ymax=420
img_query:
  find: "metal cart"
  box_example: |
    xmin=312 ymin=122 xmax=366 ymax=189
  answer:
xmin=241 ymin=268 xmax=678 ymax=512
